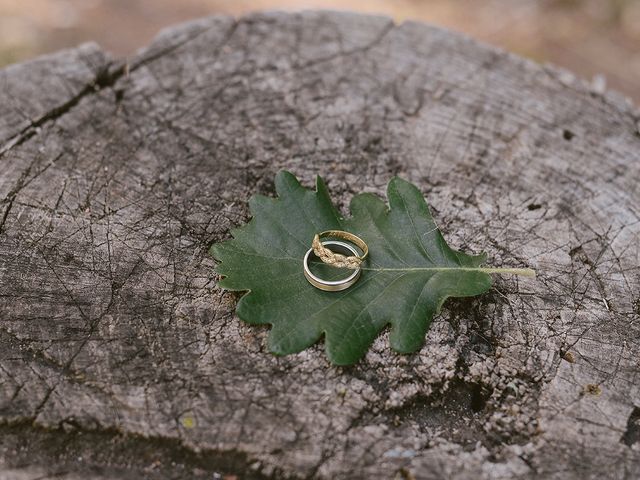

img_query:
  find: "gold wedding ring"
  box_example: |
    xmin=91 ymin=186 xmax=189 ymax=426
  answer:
xmin=303 ymin=240 xmax=362 ymax=291
xmin=311 ymin=230 xmax=368 ymax=272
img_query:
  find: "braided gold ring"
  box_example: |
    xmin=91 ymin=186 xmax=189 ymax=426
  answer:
xmin=312 ymin=230 xmax=368 ymax=269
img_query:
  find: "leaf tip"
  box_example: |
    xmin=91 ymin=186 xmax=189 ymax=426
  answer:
xmin=314 ymin=174 xmax=330 ymax=198
xmin=209 ymin=241 xmax=225 ymax=261
xmin=385 ymin=175 xmax=431 ymax=214
xmin=387 ymin=175 xmax=415 ymax=193
xmin=314 ymin=172 xmax=325 ymax=185
xmin=274 ymin=170 xmax=301 ymax=196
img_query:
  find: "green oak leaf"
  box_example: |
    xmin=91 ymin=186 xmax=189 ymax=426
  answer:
xmin=211 ymin=171 xmax=534 ymax=365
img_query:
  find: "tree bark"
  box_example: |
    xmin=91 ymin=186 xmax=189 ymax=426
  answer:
xmin=1 ymin=11 xmax=639 ymax=480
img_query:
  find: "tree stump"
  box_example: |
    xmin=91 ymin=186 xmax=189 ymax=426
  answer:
xmin=1 ymin=11 xmax=639 ymax=480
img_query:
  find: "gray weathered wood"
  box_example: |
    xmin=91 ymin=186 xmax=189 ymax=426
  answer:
xmin=1 ymin=10 xmax=639 ymax=480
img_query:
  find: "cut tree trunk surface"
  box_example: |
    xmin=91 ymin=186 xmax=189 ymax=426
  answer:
xmin=1 ymin=11 xmax=639 ymax=480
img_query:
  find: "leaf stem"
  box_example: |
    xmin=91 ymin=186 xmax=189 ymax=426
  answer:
xmin=362 ymin=267 xmax=536 ymax=277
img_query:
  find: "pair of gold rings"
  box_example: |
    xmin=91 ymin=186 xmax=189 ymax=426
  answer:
xmin=303 ymin=230 xmax=368 ymax=291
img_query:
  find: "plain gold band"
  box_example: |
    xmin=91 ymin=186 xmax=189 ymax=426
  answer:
xmin=303 ymin=240 xmax=362 ymax=291
xmin=316 ymin=230 xmax=368 ymax=261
